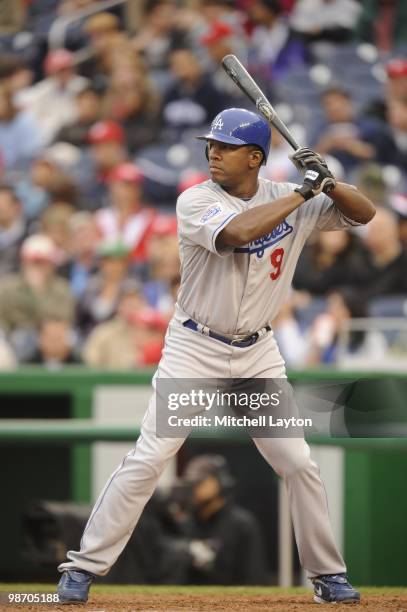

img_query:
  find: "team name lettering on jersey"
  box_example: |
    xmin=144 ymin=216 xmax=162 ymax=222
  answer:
xmin=234 ymin=219 xmax=293 ymax=258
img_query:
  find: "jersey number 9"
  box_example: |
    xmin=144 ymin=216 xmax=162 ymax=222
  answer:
xmin=269 ymin=247 xmax=284 ymax=281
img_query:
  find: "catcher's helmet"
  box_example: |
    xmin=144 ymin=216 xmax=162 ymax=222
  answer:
xmin=183 ymin=454 xmax=235 ymax=492
xmin=196 ymin=108 xmax=271 ymax=164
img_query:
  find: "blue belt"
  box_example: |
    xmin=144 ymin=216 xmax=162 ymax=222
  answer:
xmin=182 ymin=319 xmax=271 ymax=348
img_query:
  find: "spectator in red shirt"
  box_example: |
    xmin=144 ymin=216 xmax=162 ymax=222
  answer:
xmin=95 ymin=162 xmax=156 ymax=263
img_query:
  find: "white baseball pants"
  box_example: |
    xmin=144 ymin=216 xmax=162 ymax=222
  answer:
xmin=59 ymin=316 xmax=346 ymax=578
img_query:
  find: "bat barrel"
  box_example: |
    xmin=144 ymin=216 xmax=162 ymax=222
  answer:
xmin=221 ymin=54 xmax=301 ymax=151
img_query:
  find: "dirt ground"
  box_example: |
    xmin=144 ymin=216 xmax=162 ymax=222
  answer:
xmin=3 ymin=593 xmax=407 ymax=612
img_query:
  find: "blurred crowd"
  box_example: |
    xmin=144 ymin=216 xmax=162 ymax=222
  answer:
xmin=0 ymin=0 xmax=406 ymax=369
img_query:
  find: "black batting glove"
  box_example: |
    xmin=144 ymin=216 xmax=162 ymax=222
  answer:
xmin=294 ymin=162 xmax=336 ymax=201
xmin=290 ymin=147 xmax=328 ymax=172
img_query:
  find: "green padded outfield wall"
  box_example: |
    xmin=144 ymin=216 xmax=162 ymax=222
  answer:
xmin=345 ymin=450 xmax=407 ymax=585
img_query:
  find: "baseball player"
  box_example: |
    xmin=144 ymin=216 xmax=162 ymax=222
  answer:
xmin=57 ymin=108 xmax=375 ymax=604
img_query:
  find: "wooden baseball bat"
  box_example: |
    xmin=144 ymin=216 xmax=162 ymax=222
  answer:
xmin=221 ymin=54 xmax=300 ymax=151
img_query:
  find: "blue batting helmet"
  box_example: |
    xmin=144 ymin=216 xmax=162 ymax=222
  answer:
xmin=196 ymin=108 xmax=271 ymax=164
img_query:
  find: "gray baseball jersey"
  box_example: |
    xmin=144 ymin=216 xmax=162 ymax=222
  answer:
xmin=176 ymin=178 xmax=361 ymax=337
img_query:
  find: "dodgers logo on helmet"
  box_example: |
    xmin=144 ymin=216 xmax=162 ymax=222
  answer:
xmin=211 ymin=115 xmax=224 ymax=130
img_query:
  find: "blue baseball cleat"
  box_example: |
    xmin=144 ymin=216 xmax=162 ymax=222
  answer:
xmin=312 ymin=573 xmax=360 ymax=604
xmin=57 ymin=569 xmax=94 ymax=604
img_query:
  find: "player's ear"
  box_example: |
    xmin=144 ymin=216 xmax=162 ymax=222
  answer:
xmin=248 ymin=149 xmax=263 ymax=169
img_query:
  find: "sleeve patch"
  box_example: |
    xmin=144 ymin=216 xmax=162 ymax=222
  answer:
xmin=200 ymin=203 xmax=223 ymax=224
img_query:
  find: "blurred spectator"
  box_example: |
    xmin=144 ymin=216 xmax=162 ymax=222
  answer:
xmin=353 ymin=163 xmax=389 ymax=209
xmin=0 ymin=84 xmax=42 ymax=171
xmin=76 ymin=239 xmax=132 ymax=338
xmin=27 ymin=317 xmax=80 ymax=367
xmin=200 ymin=21 xmax=248 ymax=99
xmin=43 ymin=168 xmax=79 ymax=207
xmin=41 ymin=202 xmax=75 ymax=266
xmin=81 ymin=119 xmax=128 ymax=209
xmin=142 ymin=215 xmax=180 ymax=315
xmin=311 ymin=88 xmax=376 ymax=174
xmin=82 ymin=280 xmax=164 ymax=368
xmin=355 ymin=0 xmax=407 ymax=52
xmin=180 ymin=455 xmax=268 ymax=585
xmin=65 ymin=211 xmax=99 ymax=298
xmin=43 ymin=0 xmax=97 ymax=51
xmin=363 ymin=206 xmax=407 ymax=298
xmin=0 ymin=234 xmax=75 ymax=360
xmin=93 ymin=32 xmax=138 ymax=86
xmin=25 ymin=0 xmax=59 ymax=41
xmin=110 ymin=36 xmax=146 ymax=73
xmin=305 ymin=287 xmax=385 ymax=365
xmin=53 ymin=0 xmax=101 ymax=51
xmin=290 ymin=0 xmax=362 ymax=44
xmin=103 ymin=66 xmax=161 ymax=154
xmin=132 ymin=0 xmax=184 ymax=71
xmin=0 ymin=0 xmax=26 ymax=34
xmin=162 ymin=47 xmax=230 ymax=137
xmin=54 ymin=86 xmax=102 ymax=147
xmin=261 ymin=129 xmax=300 ymax=182
xmin=15 ymin=148 xmax=79 ymax=221
xmin=363 ymin=96 xmax=407 ymax=174
xmin=39 ymin=142 xmax=82 ymax=182
xmin=130 ymin=307 xmax=167 ymax=365
xmin=30 ymin=0 xmax=94 ymax=43
xmin=386 ymin=58 xmax=407 ymax=102
xmin=391 ymin=193 xmax=407 ymax=250
xmin=0 ymin=55 xmax=33 ymax=96
xmin=247 ymin=0 xmax=306 ymax=86
xmin=200 ymin=20 xmax=234 ymax=58
xmin=88 ymin=119 xmax=126 ymax=165
xmin=0 ymin=184 xmax=27 ymax=275
xmin=363 ymin=57 xmax=407 ymax=124
xmin=272 ymin=294 xmax=308 ymax=368
xmin=15 ymin=153 xmax=61 ymax=221
xmin=84 ymin=11 xmax=120 ymax=41
xmin=80 ymin=12 xmax=122 ymax=87
xmin=96 ymin=163 xmax=156 ymax=262
xmin=16 ymin=50 xmax=89 ymax=145
xmin=198 ymin=0 xmax=245 ymax=31
xmin=14 ymin=157 xmax=52 ymax=221
xmin=293 ymin=230 xmax=372 ymax=296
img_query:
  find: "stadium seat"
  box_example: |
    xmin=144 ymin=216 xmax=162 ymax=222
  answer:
xmin=368 ymin=296 xmax=407 ymax=346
